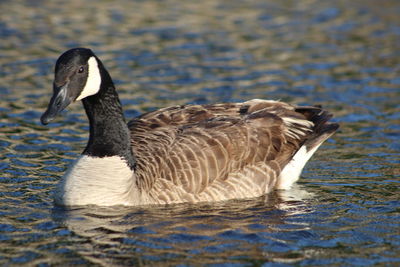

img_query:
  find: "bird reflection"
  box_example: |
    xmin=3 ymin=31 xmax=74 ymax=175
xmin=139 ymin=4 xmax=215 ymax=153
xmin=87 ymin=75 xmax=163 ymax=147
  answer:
xmin=52 ymin=185 xmax=315 ymax=266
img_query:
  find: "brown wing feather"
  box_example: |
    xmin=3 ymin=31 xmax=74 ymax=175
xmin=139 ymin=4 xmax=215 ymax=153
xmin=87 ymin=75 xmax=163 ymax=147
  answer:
xmin=128 ymin=100 xmax=335 ymax=203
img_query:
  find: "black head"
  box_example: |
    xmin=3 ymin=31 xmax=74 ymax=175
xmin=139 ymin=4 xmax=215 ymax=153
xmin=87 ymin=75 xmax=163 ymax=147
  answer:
xmin=41 ymin=48 xmax=102 ymax=125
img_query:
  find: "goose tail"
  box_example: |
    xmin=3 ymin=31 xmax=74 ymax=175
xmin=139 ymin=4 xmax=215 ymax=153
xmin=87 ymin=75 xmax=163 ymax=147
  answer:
xmin=296 ymin=106 xmax=339 ymax=151
xmin=277 ymin=106 xmax=339 ymax=189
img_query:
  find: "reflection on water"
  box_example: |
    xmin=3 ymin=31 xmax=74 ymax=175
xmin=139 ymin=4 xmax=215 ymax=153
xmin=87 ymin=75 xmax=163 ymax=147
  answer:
xmin=0 ymin=0 xmax=399 ymax=265
xmin=53 ymin=188 xmax=315 ymax=265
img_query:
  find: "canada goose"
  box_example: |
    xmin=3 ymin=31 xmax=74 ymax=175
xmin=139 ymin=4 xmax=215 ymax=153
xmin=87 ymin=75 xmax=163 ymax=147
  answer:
xmin=41 ymin=48 xmax=339 ymax=206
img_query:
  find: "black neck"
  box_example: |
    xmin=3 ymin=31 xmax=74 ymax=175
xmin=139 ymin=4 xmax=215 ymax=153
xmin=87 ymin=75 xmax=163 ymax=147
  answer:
xmin=81 ymin=62 xmax=136 ymax=169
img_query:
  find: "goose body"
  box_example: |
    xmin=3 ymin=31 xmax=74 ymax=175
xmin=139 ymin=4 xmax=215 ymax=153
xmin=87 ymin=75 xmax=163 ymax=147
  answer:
xmin=41 ymin=48 xmax=339 ymax=206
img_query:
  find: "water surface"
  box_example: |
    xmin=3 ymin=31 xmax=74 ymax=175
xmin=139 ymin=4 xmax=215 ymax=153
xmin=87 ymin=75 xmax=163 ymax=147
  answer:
xmin=0 ymin=0 xmax=399 ymax=265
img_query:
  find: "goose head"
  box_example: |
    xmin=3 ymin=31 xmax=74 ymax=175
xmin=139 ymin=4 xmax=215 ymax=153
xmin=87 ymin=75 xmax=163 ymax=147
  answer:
xmin=41 ymin=48 xmax=102 ymax=125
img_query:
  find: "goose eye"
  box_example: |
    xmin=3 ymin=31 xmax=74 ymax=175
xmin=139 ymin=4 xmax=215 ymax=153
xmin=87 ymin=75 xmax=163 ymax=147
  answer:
xmin=78 ymin=67 xmax=84 ymax=73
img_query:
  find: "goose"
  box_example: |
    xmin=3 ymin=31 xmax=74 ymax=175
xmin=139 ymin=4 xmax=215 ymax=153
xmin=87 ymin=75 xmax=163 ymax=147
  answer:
xmin=41 ymin=48 xmax=339 ymax=206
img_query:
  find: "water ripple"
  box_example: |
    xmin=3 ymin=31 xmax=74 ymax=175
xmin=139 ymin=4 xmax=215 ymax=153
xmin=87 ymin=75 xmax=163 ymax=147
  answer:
xmin=0 ymin=0 xmax=399 ymax=265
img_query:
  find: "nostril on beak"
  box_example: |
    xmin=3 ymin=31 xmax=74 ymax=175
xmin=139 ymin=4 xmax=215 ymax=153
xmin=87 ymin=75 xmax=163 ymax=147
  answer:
xmin=55 ymin=97 xmax=62 ymax=108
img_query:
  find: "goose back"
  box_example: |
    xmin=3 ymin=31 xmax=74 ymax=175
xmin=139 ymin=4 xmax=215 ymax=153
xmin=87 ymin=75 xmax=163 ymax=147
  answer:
xmin=128 ymin=99 xmax=337 ymax=204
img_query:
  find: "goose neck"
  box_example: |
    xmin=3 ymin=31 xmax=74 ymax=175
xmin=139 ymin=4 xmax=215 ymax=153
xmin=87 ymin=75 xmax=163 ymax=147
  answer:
xmin=82 ymin=68 xmax=136 ymax=169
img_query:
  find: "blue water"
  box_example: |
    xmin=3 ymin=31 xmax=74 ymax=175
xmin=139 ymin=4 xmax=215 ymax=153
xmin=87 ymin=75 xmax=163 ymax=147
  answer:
xmin=1 ymin=0 xmax=399 ymax=265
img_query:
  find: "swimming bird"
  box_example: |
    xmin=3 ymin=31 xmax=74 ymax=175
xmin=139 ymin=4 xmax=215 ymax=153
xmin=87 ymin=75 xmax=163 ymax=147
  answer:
xmin=41 ymin=48 xmax=339 ymax=206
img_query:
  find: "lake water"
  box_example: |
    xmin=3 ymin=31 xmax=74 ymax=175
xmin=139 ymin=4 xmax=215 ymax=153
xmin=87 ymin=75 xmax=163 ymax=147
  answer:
xmin=1 ymin=0 xmax=399 ymax=265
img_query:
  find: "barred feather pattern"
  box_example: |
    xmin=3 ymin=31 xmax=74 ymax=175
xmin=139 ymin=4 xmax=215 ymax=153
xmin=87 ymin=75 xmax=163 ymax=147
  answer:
xmin=127 ymin=99 xmax=336 ymax=204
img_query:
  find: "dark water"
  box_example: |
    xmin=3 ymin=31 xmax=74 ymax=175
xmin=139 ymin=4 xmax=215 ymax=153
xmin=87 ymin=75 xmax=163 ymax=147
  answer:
xmin=1 ymin=0 xmax=399 ymax=265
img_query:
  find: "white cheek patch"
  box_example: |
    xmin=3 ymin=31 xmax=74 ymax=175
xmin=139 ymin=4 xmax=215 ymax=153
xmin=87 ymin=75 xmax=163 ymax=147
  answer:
xmin=76 ymin=56 xmax=101 ymax=101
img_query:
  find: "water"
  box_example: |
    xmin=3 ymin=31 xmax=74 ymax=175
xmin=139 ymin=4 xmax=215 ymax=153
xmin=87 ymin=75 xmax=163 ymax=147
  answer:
xmin=1 ymin=0 xmax=399 ymax=265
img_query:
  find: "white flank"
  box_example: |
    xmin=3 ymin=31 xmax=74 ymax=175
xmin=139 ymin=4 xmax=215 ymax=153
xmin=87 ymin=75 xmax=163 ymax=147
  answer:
xmin=76 ymin=57 xmax=101 ymax=101
xmin=277 ymin=143 xmax=323 ymax=189
xmin=55 ymin=155 xmax=140 ymax=206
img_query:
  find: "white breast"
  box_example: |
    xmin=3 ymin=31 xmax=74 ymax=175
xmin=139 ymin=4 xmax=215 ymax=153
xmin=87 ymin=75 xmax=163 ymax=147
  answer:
xmin=55 ymin=155 xmax=141 ymax=206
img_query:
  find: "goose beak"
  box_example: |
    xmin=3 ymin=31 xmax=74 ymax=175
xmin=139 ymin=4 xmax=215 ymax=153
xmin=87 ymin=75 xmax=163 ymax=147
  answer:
xmin=41 ymin=83 xmax=71 ymax=125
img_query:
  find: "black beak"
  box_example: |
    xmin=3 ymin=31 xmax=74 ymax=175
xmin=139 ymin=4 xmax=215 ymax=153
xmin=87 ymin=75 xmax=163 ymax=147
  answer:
xmin=41 ymin=83 xmax=71 ymax=125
